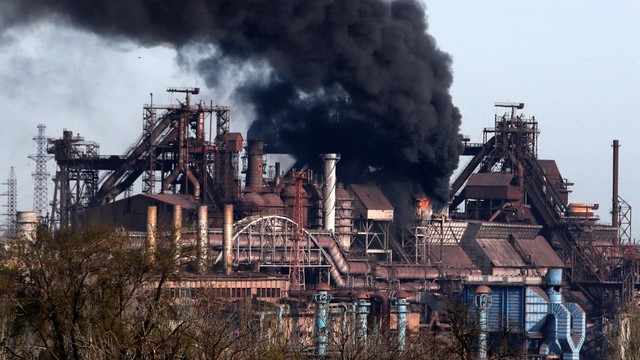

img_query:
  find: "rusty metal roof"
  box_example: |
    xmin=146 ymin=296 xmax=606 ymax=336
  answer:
xmin=537 ymin=160 xmax=562 ymax=182
xmin=477 ymin=238 xmax=527 ymax=267
xmin=514 ymin=236 xmax=564 ymax=267
xmin=349 ymin=184 xmax=393 ymax=211
xmin=477 ymin=222 xmax=541 ymax=240
xmin=428 ymin=245 xmax=475 ymax=268
xmin=142 ymin=194 xmax=198 ymax=209
xmin=467 ymin=173 xmax=515 ymax=187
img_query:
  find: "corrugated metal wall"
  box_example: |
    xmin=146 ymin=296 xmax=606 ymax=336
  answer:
xmin=525 ymin=287 xmax=548 ymax=334
xmin=465 ymin=286 xmax=525 ymax=331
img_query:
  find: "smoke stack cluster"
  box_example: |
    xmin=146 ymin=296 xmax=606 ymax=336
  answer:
xmin=1 ymin=0 xmax=462 ymax=210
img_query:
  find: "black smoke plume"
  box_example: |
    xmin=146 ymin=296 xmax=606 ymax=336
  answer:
xmin=1 ymin=0 xmax=462 ymax=219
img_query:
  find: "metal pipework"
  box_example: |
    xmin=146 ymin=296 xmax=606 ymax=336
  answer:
xmin=196 ymin=205 xmax=208 ymax=274
xmin=322 ymin=153 xmax=341 ymax=232
xmin=145 ymin=206 xmax=157 ymax=265
xmin=172 ymin=204 xmax=182 ymax=265
xmin=396 ymin=292 xmax=409 ymax=353
xmin=355 ymin=292 xmax=370 ymax=343
xmin=546 ymin=268 xmax=563 ymax=304
xmin=474 ymin=286 xmax=492 ymax=360
xmin=162 ymin=115 xmax=187 ymax=192
xmin=313 ymin=284 xmax=332 ymax=357
xmin=223 ymin=204 xmax=233 ymax=275
xmin=196 ymin=111 xmax=205 ymax=143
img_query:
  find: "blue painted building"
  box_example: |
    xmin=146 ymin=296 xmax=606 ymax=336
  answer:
xmin=465 ymin=269 xmax=585 ymax=359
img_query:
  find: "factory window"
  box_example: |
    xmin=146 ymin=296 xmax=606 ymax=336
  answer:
xmin=169 ymin=288 xmax=196 ymax=299
xmin=257 ymin=287 xmax=281 ymax=298
xmin=213 ymin=288 xmax=231 ymax=298
xmin=230 ymin=288 xmax=251 ymax=298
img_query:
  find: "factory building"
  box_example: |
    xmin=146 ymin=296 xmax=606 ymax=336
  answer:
xmin=35 ymin=91 xmax=635 ymax=358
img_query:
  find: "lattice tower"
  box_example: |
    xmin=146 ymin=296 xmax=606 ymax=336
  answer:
xmin=29 ymin=124 xmax=52 ymax=218
xmin=142 ymin=96 xmax=157 ymax=194
xmin=2 ymin=167 xmax=17 ymax=235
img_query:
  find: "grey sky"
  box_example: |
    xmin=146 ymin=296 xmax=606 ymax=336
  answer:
xmin=0 ymin=2 xmax=637 ymax=237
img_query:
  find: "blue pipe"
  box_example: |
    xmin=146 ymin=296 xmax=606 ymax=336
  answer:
xmin=355 ymin=294 xmax=370 ymax=343
xmin=474 ymin=286 xmax=492 ymax=359
xmin=396 ymin=294 xmax=408 ymax=352
xmin=314 ymin=286 xmax=332 ymax=356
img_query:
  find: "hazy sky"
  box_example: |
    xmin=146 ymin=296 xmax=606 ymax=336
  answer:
xmin=0 ymin=1 xmax=637 ymax=238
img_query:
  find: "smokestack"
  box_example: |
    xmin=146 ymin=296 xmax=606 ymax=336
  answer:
xmin=196 ymin=205 xmax=208 ymax=274
xmin=246 ymin=140 xmax=264 ymax=190
xmin=172 ymin=204 xmax=182 ymax=265
xmin=612 ymin=140 xmax=620 ymax=239
xmin=223 ymin=204 xmax=233 ymax=275
xmin=274 ymin=161 xmax=281 ymax=186
xmin=145 ymin=206 xmax=157 ymax=266
xmin=322 ymin=153 xmax=341 ymax=232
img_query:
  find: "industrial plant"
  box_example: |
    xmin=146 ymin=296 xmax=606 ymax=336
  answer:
xmin=3 ymin=89 xmax=634 ymax=359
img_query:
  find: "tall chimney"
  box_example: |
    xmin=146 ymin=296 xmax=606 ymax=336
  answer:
xmin=246 ymin=140 xmax=265 ymax=190
xmin=274 ymin=161 xmax=281 ymax=186
xmin=223 ymin=204 xmax=234 ymax=275
xmin=145 ymin=206 xmax=157 ymax=266
xmin=196 ymin=205 xmax=208 ymax=274
xmin=612 ymin=139 xmax=620 ymax=245
xmin=322 ymin=153 xmax=341 ymax=232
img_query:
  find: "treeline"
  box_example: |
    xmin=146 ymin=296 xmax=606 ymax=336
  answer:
xmin=0 ymin=227 xmax=530 ymax=359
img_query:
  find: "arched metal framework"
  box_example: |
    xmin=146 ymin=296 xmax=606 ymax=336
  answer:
xmin=227 ymin=215 xmax=332 ymax=271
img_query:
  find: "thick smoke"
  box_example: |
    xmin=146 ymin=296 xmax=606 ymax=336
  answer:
xmin=1 ymin=0 xmax=462 ymax=218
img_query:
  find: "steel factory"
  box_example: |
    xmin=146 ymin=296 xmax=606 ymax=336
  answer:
xmin=6 ymin=90 xmax=635 ymax=359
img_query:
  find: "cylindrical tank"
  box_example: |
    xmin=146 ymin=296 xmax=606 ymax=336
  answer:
xmin=16 ymin=211 xmax=38 ymax=241
xmin=246 ymin=140 xmax=265 ymax=190
xmin=566 ymin=203 xmax=594 ymax=218
xmin=305 ymin=184 xmax=323 ymax=228
xmin=196 ymin=111 xmax=205 ymax=143
xmin=261 ymin=193 xmax=286 ymax=216
xmin=239 ymin=192 xmax=266 ymax=216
